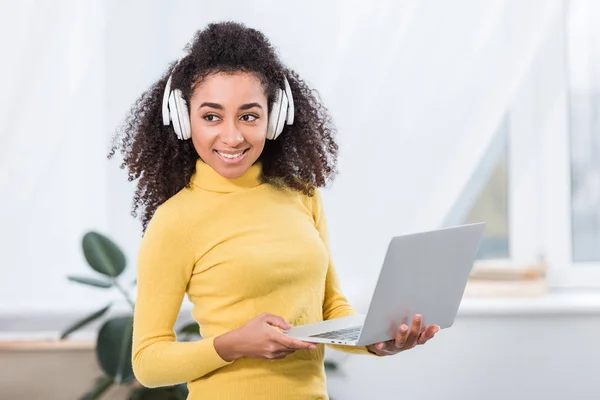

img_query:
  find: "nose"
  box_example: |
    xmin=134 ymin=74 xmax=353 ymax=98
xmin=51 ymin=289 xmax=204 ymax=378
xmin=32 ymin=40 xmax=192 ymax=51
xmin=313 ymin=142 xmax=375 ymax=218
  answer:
xmin=220 ymin=120 xmax=244 ymax=147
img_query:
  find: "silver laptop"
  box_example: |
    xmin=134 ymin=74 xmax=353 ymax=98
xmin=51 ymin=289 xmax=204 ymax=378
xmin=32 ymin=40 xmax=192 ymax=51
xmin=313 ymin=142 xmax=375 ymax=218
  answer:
xmin=283 ymin=223 xmax=485 ymax=346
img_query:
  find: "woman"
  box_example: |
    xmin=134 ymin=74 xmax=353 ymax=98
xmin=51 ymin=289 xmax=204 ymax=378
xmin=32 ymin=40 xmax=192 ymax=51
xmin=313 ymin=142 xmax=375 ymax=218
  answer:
xmin=110 ymin=21 xmax=439 ymax=399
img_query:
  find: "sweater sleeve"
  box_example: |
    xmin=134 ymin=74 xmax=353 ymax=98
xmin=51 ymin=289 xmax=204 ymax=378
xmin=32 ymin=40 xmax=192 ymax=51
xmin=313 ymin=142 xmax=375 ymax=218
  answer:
xmin=311 ymin=190 xmax=376 ymax=356
xmin=132 ymin=204 xmax=232 ymax=388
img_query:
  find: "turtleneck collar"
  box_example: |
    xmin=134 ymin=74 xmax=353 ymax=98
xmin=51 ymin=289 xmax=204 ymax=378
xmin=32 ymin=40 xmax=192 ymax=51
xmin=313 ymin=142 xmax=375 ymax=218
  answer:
xmin=191 ymin=158 xmax=263 ymax=193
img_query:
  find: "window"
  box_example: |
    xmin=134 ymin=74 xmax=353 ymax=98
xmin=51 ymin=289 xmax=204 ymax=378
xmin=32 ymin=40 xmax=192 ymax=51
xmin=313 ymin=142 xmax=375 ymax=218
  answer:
xmin=566 ymin=0 xmax=600 ymax=263
xmin=462 ymin=118 xmax=510 ymax=261
xmin=451 ymin=0 xmax=600 ymax=289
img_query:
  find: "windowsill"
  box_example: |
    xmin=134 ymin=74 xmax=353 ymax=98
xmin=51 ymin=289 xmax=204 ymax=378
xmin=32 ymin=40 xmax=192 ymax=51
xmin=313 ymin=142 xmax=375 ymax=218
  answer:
xmin=457 ymin=288 xmax=600 ymax=317
xmin=342 ymin=277 xmax=600 ymax=318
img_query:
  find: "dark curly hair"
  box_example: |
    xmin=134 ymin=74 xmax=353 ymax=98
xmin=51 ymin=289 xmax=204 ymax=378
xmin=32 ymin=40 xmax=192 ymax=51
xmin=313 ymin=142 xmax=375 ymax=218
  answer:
xmin=108 ymin=21 xmax=339 ymax=231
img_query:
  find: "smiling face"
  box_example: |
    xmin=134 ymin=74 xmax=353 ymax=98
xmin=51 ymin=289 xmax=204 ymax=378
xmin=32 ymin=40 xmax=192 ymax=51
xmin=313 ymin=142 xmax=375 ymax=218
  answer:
xmin=188 ymin=71 xmax=269 ymax=179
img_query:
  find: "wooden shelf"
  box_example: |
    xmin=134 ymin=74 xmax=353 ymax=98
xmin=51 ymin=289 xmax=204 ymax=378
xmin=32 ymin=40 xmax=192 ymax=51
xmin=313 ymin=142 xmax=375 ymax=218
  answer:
xmin=0 ymin=339 xmax=95 ymax=351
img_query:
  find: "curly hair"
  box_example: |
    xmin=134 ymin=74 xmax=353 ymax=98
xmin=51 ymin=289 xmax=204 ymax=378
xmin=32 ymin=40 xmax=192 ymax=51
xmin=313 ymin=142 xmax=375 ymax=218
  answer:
xmin=109 ymin=21 xmax=339 ymax=231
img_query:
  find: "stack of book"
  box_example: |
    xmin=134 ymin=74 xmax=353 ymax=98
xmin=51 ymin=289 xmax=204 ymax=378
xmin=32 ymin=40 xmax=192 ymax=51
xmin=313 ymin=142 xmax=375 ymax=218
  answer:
xmin=464 ymin=260 xmax=548 ymax=297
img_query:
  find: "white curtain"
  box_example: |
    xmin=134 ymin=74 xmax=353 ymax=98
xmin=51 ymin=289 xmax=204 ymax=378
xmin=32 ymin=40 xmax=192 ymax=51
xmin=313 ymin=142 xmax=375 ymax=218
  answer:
xmin=0 ymin=0 xmax=109 ymax=313
xmin=0 ymin=0 xmax=563 ymax=313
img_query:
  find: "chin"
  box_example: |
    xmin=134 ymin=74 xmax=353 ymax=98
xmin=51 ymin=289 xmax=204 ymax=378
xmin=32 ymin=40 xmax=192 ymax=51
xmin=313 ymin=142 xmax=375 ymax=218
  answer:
xmin=211 ymin=156 xmax=256 ymax=179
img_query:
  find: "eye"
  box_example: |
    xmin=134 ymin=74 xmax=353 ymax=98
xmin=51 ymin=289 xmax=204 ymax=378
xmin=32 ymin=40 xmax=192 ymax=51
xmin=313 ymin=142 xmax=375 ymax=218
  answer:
xmin=240 ymin=114 xmax=258 ymax=122
xmin=203 ymin=114 xmax=221 ymax=122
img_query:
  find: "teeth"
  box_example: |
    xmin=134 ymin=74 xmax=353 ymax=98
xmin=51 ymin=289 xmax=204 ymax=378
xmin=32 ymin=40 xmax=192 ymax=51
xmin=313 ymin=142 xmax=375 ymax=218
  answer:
xmin=216 ymin=150 xmax=244 ymax=159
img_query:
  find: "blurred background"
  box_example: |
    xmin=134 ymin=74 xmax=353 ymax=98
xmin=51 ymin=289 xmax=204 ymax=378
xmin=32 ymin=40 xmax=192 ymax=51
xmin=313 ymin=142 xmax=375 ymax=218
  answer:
xmin=1 ymin=0 xmax=599 ymax=399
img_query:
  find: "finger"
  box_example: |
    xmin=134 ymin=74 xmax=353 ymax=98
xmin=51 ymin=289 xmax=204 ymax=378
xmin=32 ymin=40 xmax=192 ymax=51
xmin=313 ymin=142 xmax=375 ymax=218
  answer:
xmin=286 ymin=337 xmax=317 ymax=350
xmin=267 ymin=350 xmax=294 ymax=360
xmin=372 ymin=341 xmax=399 ymax=356
xmin=369 ymin=342 xmax=386 ymax=354
xmin=418 ymin=325 xmax=440 ymax=344
xmin=261 ymin=313 xmax=292 ymax=330
xmin=383 ymin=340 xmax=399 ymax=354
xmin=273 ymin=349 xmax=296 ymax=359
xmin=275 ymin=334 xmax=317 ymax=350
xmin=367 ymin=344 xmax=388 ymax=356
xmin=394 ymin=323 xmax=410 ymax=348
xmin=404 ymin=314 xmax=423 ymax=348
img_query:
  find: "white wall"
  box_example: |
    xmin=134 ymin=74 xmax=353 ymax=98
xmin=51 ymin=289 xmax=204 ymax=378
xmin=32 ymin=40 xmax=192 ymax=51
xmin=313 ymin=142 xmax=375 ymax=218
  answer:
xmin=327 ymin=311 xmax=600 ymax=400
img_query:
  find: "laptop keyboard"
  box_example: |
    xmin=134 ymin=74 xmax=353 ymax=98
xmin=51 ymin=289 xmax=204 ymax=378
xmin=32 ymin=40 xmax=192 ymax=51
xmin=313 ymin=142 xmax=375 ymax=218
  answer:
xmin=309 ymin=325 xmax=362 ymax=341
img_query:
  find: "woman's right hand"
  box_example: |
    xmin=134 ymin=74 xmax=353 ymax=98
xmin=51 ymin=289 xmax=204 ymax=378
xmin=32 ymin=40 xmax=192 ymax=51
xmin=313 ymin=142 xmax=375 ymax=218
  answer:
xmin=214 ymin=313 xmax=317 ymax=362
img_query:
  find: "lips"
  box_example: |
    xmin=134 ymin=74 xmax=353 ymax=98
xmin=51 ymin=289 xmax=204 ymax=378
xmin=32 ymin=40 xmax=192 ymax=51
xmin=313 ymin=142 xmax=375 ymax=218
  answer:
xmin=214 ymin=148 xmax=249 ymax=163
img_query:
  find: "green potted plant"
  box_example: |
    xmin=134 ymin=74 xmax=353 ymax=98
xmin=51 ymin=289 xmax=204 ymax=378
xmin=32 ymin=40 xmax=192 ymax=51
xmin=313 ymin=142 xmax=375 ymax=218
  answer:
xmin=61 ymin=231 xmax=341 ymax=399
xmin=60 ymin=232 xmax=196 ymax=399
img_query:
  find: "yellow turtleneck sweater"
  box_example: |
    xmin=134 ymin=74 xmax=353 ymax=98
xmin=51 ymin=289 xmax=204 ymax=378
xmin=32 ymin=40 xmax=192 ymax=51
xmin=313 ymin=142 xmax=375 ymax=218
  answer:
xmin=132 ymin=159 xmax=372 ymax=399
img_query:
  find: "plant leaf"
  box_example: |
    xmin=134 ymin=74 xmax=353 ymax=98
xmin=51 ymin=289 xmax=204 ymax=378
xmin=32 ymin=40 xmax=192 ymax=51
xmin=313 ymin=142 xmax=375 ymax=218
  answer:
xmin=175 ymin=383 xmax=189 ymax=399
xmin=96 ymin=316 xmax=135 ymax=384
xmin=324 ymin=360 xmax=339 ymax=372
xmin=82 ymin=232 xmax=126 ymax=277
xmin=128 ymin=386 xmax=183 ymax=400
xmin=60 ymin=304 xmax=112 ymax=339
xmin=68 ymin=275 xmax=113 ymax=289
xmin=177 ymin=322 xmax=201 ymax=342
xmin=78 ymin=375 xmax=114 ymax=400
xmin=177 ymin=322 xmax=200 ymax=335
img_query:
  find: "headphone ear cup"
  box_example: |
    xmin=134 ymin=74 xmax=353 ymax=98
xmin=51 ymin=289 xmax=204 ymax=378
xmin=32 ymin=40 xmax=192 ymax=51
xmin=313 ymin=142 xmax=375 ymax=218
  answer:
xmin=168 ymin=91 xmax=183 ymax=140
xmin=173 ymin=89 xmax=191 ymax=140
xmin=283 ymin=77 xmax=294 ymax=125
xmin=162 ymin=76 xmax=174 ymax=126
xmin=275 ymin=94 xmax=288 ymax=139
xmin=267 ymin=88 xmax=286 ymax=140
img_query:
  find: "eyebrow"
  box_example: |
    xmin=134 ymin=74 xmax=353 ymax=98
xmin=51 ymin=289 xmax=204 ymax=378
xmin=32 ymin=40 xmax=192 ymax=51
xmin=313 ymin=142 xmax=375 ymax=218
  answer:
xmin=198 ymin=102 xmax=263 ymax=111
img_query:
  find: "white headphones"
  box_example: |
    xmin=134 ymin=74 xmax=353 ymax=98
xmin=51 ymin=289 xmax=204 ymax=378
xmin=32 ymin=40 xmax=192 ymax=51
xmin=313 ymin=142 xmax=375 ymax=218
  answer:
xmin=161 ymin=58 xmax=295 ymax=141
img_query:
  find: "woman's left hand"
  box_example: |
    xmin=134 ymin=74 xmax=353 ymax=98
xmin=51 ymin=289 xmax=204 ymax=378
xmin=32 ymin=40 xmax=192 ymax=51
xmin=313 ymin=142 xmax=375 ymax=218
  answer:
xmin=366 ymin=314 xmax=439 ymax=356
